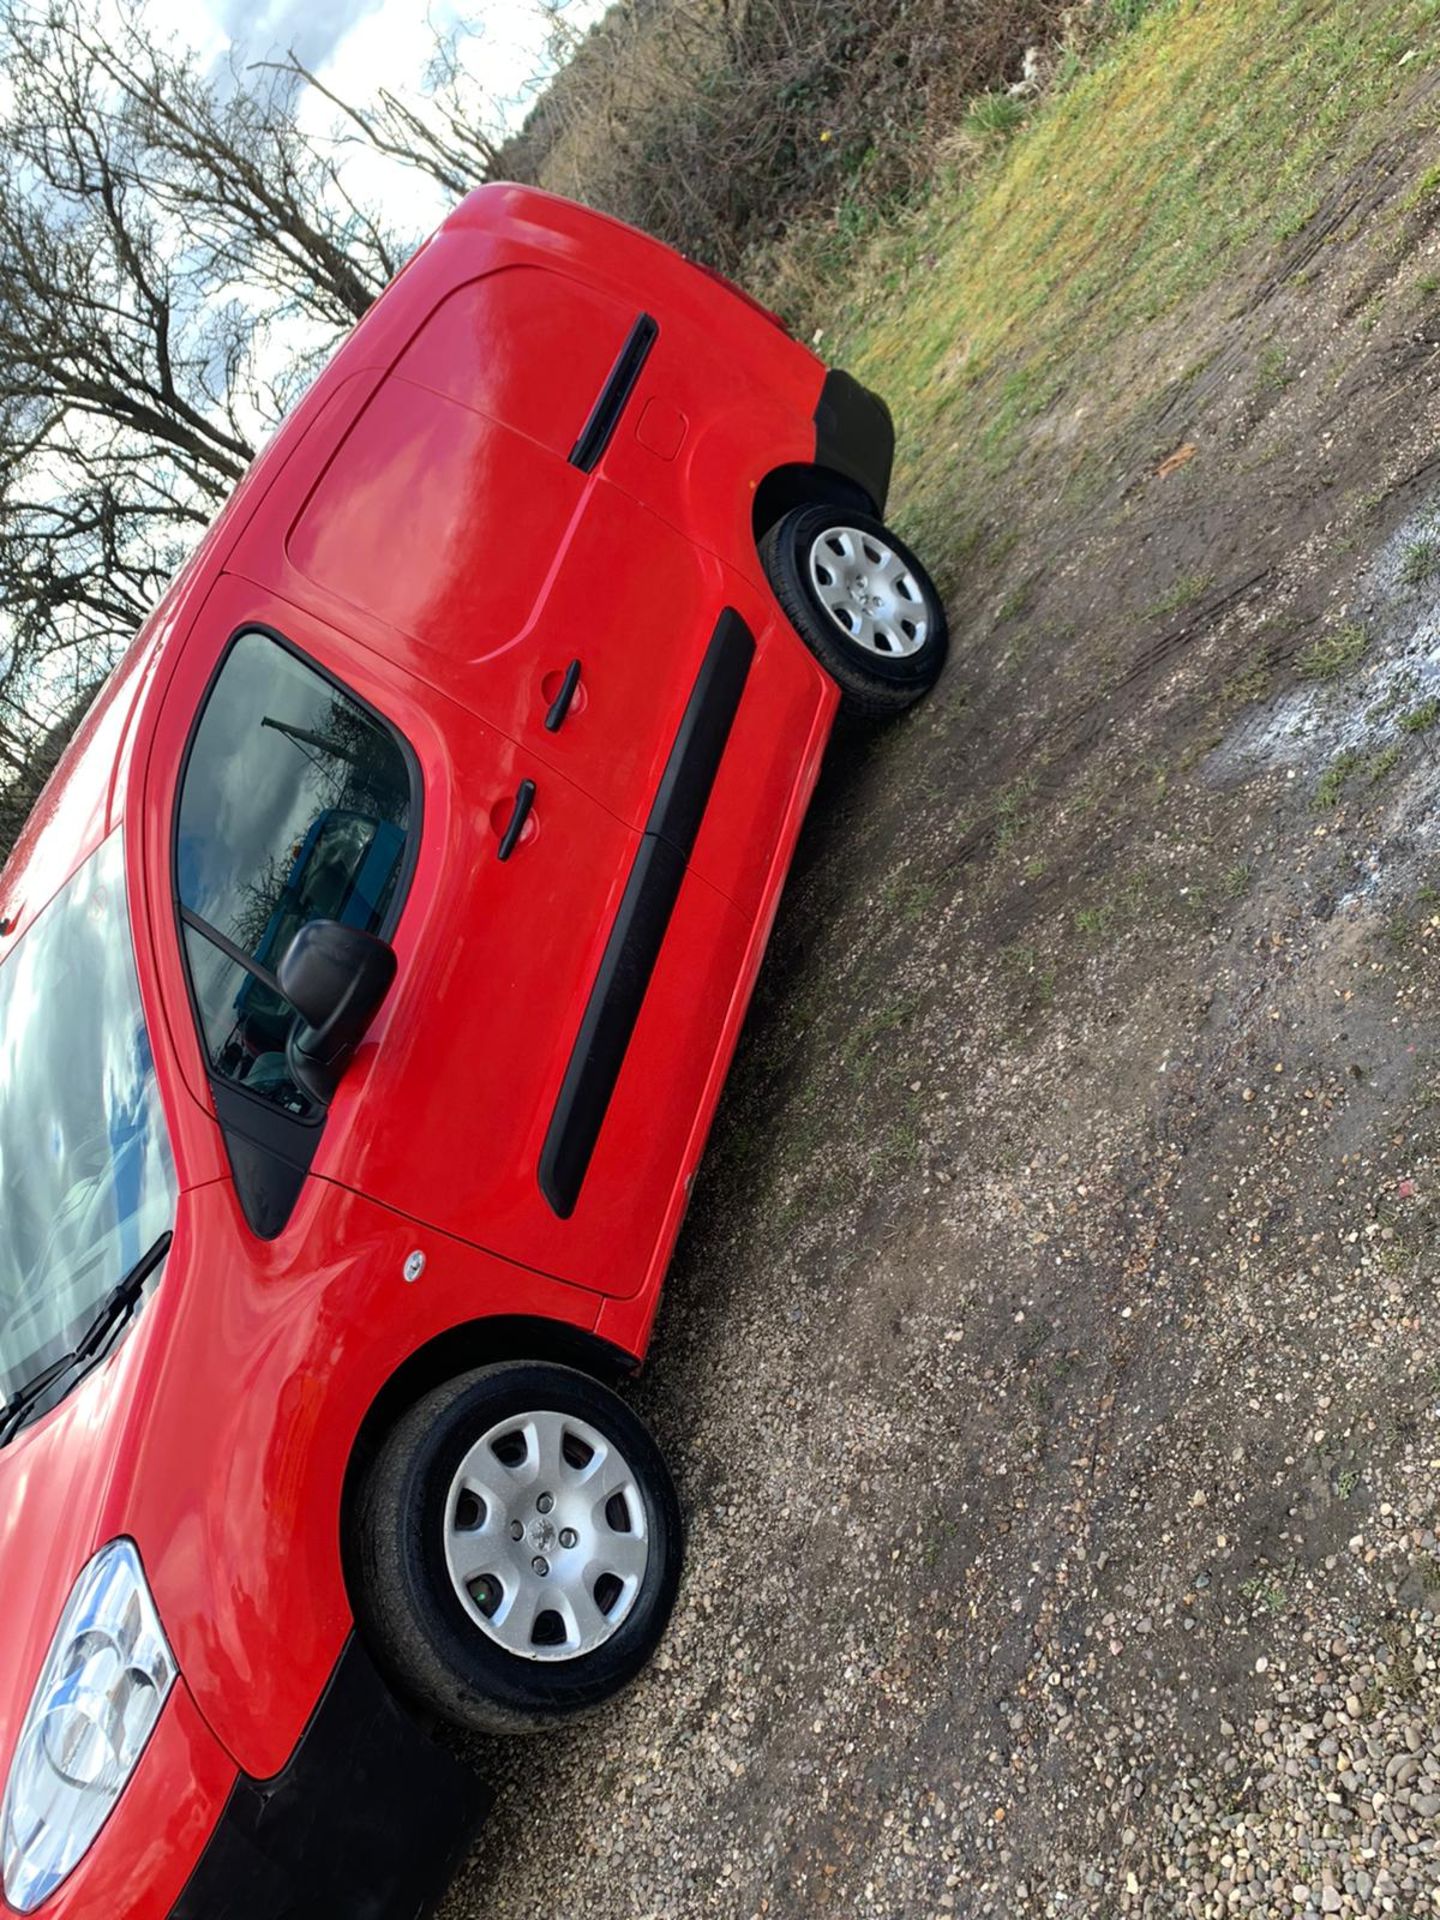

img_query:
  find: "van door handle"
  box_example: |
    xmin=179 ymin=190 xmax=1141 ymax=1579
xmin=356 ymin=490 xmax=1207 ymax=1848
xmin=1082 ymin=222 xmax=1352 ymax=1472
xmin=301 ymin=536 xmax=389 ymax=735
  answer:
xmin=544 ymin=659 xmax=583 ymax=732
xmin=497 ymin=779 xmax=537 ymax=862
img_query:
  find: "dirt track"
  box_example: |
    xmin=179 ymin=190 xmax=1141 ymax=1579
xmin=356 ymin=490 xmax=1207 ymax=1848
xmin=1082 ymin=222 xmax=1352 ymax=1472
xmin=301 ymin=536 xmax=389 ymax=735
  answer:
xmin=439 ymin=84 xmax=1440 ymax=1920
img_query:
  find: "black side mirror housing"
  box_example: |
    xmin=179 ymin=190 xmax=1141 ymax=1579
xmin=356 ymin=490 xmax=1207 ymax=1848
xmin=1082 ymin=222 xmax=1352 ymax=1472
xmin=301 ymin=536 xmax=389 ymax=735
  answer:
xmin=278 ymin=919 xmax=398 ymax=1105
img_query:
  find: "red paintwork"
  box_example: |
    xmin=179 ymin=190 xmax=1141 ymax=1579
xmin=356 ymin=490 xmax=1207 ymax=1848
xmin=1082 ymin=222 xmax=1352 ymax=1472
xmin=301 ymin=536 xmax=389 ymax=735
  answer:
xmin=0 ymin=184 xmax=843 ymax=1910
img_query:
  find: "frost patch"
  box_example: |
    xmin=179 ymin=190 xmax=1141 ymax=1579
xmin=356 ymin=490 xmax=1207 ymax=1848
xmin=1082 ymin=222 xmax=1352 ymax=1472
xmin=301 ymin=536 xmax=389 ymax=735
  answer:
xmin=1208 ymin=503 xmax=1440 ymax=786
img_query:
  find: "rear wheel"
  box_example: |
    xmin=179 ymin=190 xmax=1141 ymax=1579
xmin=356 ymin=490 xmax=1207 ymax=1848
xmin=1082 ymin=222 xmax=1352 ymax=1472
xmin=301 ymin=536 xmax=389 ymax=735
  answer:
xmin=760 ymin=504 xmax=948 ymax=718
xmin=354 ymin=1362 xmax=683 ymax=1734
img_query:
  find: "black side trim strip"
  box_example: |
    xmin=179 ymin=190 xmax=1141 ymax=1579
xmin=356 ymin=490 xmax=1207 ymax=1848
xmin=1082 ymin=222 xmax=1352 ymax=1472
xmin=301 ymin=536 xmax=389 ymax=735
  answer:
xmin=538 ymin=609 xmax=754 ymax=1218
xmin=540 ymin=836 xmax=685 ymax=1219
xmin=569 ymin=313 xmax=658 ymax=472
xmin=646 ymin=609 xmax=755 ymax=858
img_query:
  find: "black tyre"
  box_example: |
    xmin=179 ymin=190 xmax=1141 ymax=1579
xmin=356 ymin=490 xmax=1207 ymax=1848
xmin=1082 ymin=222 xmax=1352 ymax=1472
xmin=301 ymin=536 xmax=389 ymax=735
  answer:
xmin=354 ymin=1362 xmax=683 ymax=1735
xmin=760 ymin=504 xmax=948 ymax=718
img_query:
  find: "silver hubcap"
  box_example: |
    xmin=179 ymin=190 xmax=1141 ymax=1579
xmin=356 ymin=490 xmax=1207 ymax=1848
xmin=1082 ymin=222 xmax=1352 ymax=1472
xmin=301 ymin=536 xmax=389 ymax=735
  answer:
xmin=807 ymin=526 xmax=929 ymax=658
xmin=443 ymin=1409 xmax=649 ymax=1661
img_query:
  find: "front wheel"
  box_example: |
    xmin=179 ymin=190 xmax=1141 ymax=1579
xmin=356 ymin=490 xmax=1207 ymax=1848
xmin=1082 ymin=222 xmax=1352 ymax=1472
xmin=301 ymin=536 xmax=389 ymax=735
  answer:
xmin=760 ymin=504 xmax=949 ymax=718
xmin=354 ymin=1362 xmax=683 ymax=1734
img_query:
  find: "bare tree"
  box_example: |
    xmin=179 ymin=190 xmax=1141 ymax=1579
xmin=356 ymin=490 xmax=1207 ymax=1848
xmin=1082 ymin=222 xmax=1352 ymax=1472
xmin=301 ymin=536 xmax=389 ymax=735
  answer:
xmin=274 ymin=29 xmax=506 ymax=205
xmin=0 ymin=0 xmax=424 ymax=779
xmin=88 ymin=13 xmax=403 ymax=329
xmin=0 ymin=0 xmax=579 ymax=868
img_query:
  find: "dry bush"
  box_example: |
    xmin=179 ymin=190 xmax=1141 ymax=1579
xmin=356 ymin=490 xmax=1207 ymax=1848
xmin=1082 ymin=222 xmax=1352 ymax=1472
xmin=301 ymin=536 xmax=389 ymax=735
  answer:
xmin=505 ymin=0 xmax=1071 ymax=278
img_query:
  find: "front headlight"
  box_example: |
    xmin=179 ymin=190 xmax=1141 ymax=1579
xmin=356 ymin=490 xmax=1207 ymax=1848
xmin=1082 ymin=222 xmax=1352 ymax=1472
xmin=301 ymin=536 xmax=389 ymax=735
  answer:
xmin=1 ymin=1540 xmax=176 ymax=1912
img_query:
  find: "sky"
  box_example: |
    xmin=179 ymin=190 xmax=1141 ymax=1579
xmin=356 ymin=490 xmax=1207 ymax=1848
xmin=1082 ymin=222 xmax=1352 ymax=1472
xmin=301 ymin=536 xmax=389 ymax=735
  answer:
xmin=152 ymin=0 xmax=596 ymax=95
xmin=0 ymin=0 xmax=610 ymax=715
xmin=147 ymin=0 xmax=610 ymax=225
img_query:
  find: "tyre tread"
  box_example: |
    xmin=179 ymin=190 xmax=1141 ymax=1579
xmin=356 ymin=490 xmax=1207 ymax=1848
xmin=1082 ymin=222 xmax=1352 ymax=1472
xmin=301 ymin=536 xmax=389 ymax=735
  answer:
xmin=759 ymin=506 xmax=948 ymax=719
xmin=353 ymin=1362 xmax=683 ymax=1737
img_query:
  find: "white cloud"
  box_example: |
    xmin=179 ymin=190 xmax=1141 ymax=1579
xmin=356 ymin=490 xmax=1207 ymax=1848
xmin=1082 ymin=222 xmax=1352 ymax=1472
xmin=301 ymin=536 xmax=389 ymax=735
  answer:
xmin=211 ymin=0 xmax=386 ymax=70
xmin=321 ymin=0 xmax=587 ymax=116
xmin=166 ymin=0 xmax=610 ymax=239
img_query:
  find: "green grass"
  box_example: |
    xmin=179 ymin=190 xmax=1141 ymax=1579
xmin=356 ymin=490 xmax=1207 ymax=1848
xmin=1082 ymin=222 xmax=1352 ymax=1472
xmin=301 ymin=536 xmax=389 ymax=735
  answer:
xmin=1315 ymin=734 xmax=1411 ymax=805
xmin=1240 ymin=1575 xmax=1288 ymax=1613
xmin=995 ymin=774 xmax=1037 ymax=849
xmin=1370 ymin=740 xmax=1403 ymax=782
xmin=879 ymin=870 xmax=941 ymax=924
xmin=1105 ymin=0 xmax=1172 ymax=27
xmin=1315 ymin=748 xmax=1362 ymax=809
xmin=1275 ymin=197 xmax=1322 ymax=242
xmin=1222 ymin=662 xmax=1272 ymax=709
xmin=1146 ymin=571 xmax=1212 ymax=619
xmin=1400 ymin=536 xmax=1440 ymax=585
xmin=1297 ymin=622 xmax=1369 ymax=680
xmin=1403 ymin=159 xmax=1440 ymax=210
xmin=1257 ymin=342 xmax=1296 ymax=392
xmin=836 ymin=0 xmax=1440 ymax=527
xmin=1399 ymin=697 xmax=1440 ymax=732
xmin=964 ymin=91 xmax=1029 ymax=139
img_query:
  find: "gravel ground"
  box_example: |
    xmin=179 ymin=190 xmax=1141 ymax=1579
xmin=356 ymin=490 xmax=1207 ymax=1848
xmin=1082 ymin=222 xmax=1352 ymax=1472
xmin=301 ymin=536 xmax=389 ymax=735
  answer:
xmin=437 ymin=90 xmax=1440 ymax=1920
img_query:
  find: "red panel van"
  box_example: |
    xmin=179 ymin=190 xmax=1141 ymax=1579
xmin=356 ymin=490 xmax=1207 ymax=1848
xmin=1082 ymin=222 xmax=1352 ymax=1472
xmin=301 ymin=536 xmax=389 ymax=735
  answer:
xmin=0 ymin=186 xmax=946 ymax=1918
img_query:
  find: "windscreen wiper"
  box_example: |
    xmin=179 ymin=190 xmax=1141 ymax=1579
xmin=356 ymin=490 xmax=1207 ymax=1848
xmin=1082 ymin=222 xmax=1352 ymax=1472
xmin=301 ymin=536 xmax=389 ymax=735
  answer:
xmin=74 ymin=1231 xmax=172 ymax=1362
xmin=0 ymin=1351 xmax=86 ymax=1449
xmin=0 ymin=1233 xmax=173 ymax=1449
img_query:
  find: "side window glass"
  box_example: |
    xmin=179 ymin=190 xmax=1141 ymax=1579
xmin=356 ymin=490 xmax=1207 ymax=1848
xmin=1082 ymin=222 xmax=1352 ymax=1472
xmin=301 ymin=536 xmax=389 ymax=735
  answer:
xmin=176 ymin=630 xmax=413 ymax=1115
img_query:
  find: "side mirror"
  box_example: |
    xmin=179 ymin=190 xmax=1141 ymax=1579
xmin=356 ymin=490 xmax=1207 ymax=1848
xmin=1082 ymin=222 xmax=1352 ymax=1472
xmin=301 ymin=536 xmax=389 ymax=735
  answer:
xmin=278 ymin=919 xmax=398 ymax=1105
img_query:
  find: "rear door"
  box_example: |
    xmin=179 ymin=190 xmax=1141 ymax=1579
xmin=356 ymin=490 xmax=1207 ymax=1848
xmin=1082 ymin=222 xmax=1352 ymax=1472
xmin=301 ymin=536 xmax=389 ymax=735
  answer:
xmin=151 ymin=573 xmax=748 ymax=1299
xmin=368 ymin=262 xmax=834 ymax=921
xmin=250 ymin=266 xmax=747 ymax=867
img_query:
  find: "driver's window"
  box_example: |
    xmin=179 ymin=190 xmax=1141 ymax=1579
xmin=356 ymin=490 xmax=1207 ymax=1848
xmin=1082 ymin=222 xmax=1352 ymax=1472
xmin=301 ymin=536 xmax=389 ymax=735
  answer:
xmin=176 ymin=629 xmax=413 ymax=1115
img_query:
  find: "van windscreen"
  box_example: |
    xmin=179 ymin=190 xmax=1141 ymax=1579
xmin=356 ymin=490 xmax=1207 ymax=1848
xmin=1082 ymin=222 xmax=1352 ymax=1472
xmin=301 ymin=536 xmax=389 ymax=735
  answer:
xmin=0 ymin=830 xmax=177 ymax=1415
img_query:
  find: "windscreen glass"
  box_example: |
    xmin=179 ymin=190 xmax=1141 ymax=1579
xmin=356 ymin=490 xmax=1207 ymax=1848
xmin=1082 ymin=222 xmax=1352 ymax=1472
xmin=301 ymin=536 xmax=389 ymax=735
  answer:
xmin=0 ymin=831 xmax=176 ymax=1409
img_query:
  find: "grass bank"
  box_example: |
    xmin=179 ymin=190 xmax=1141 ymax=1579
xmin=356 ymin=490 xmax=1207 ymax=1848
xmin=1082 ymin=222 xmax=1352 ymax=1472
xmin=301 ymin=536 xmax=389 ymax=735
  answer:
xmin=823 ymin=0 xmax=1440 ymax=554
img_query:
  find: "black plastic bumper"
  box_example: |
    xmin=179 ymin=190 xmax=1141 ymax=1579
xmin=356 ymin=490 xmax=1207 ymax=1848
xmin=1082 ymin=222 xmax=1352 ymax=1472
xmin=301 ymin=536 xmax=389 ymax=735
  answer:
xmin=169 ymin=1639 xmax=491 ymax=1920
xmin=813 ymin=368 xmax=895 ymax=517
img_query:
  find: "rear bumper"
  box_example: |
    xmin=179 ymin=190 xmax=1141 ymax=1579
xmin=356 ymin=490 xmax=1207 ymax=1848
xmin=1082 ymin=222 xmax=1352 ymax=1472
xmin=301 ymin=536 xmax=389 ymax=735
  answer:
xmin=813 ymin=368 xmax=895 ymax=516
xmin=169 ymin=1639 xmax=490 ymax=1920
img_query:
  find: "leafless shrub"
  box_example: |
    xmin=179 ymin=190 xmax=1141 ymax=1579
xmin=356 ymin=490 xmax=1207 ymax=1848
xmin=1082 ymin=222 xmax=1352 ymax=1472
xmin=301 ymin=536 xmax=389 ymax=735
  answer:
xmin=507 ymin=0 xmax=1069 ymax=275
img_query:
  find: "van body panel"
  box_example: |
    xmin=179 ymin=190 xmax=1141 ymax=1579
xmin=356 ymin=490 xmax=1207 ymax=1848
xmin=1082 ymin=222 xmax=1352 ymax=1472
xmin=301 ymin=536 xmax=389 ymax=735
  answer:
xmin=0 ymin=182 xmax=899 ymax=1916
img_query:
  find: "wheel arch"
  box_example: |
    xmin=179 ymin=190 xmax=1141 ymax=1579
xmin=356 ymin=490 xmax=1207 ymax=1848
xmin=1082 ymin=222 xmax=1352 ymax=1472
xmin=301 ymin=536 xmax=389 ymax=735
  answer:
xmin=339 ymin=1316 xmax=638 ymax=1578
xmin=751 ymin=462 xmax=878 ymax=547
